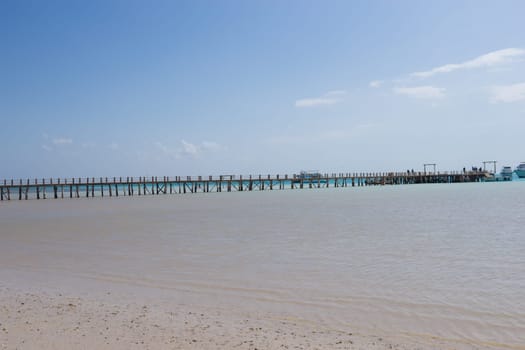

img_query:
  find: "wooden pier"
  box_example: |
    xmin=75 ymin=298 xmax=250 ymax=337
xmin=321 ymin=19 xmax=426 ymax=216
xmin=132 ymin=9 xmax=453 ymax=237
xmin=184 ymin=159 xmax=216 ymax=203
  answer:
xmin=0 ymin=171 xmax=491 ymax=201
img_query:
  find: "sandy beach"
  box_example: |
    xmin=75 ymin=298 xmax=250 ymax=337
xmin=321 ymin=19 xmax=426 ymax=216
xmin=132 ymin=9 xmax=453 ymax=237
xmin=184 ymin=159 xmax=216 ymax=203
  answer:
xmin=1 ymin=283 xmax=488 ymax=350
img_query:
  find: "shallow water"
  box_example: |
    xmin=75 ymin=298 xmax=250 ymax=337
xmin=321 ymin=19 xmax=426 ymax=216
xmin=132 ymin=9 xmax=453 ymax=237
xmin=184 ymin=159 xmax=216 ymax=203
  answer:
xmin=1 ymin=182 xmax=524 ymax=348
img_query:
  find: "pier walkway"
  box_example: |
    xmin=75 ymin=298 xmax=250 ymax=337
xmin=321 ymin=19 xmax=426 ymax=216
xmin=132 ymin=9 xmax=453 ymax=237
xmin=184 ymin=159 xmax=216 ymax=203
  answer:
xmin=0 ymin=171 xmax=490 ymax=201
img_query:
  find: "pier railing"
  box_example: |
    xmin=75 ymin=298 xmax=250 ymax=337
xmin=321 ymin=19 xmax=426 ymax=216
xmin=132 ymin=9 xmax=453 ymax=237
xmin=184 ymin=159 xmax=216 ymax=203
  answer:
xmin=0 ymin=171 xmax=490 ymax=201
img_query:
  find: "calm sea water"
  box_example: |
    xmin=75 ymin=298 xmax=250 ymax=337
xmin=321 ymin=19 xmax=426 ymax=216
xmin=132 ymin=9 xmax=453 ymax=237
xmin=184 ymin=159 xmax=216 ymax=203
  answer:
xmin=1 ymin=181 xmax=524 ymax=348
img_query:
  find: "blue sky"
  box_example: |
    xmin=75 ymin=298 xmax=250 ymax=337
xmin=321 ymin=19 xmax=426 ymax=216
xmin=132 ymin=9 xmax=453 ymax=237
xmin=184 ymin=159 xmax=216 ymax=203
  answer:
xmin=1 ymin=0 xmax=524 ymax=178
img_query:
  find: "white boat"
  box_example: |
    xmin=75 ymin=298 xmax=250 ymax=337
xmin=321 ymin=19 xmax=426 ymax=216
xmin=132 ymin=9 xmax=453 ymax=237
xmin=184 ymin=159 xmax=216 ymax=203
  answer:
xmin=501 ymin=166 xmax=513 ymax=181
xmin=515 ymin=162 xmax=525 ymax=178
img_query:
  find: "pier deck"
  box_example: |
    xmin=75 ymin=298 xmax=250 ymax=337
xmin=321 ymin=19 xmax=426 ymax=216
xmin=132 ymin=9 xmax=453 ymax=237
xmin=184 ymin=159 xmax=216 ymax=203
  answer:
xmin=0 ymin=171 xmax=491 ymax=201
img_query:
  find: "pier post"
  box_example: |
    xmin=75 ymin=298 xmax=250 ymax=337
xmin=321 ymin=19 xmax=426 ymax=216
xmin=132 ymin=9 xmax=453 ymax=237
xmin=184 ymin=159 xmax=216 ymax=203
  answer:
xmin=151 ymin=177 xmax=154 ymax=195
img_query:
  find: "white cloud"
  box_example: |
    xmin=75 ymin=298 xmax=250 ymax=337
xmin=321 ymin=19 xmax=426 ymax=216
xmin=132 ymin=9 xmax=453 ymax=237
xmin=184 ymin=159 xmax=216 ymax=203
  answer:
xmin=295 ymin=90 xmax=347 ymax=107
xmin=411 ymin=48 xmax=525 ymax=78
xmin=369 ymin=80 xmax=383 ymax=88
xmin=296 ymin=98 xmax=338 ymax=107
xmin=393 ymin=86 xmax=445 ymax=99
xmin=52 ymin=138 xmax=73 ymax=145
xmin=490 ymin=83 xmax=525 ymax=103
xmin=295 ymin=98 xmax=338 ymax=107
xmin=109 ymin=142 xmax=119 ymax=150
xmin=201 ymin=141 xmax=224 ymax=152
xmin=325 ymin=90 xmax=347 ymax=96
xmin=155 ymin=140 xmax=223 ymax=159
xmin=41 ymin=144 xmax=52 ymax=152
xmin=180 ymin=140 xmax=199 ymax=157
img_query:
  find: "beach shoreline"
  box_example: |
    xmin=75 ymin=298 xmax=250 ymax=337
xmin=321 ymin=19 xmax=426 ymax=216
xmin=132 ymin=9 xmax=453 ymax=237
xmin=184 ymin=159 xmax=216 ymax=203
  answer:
xmin=1 ymin=188 xmax=524 ymax=350
xmin=1 ymin=282 xmax=498 ymax=350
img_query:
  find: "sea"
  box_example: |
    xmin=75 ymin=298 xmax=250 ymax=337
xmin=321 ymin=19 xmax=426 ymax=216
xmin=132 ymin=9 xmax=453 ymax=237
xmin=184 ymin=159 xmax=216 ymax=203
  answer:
xmin=1 ymin=180 xmax=524 ymax=348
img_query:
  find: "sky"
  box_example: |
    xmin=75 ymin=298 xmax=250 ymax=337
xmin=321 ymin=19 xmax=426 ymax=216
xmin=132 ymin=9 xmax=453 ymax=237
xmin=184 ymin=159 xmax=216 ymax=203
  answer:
xmin=1 ymin=0 xmax=525 ymax=179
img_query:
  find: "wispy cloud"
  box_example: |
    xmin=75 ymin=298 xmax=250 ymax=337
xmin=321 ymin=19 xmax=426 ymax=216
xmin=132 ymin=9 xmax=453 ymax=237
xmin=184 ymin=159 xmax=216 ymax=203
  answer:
xmin=369 ymin=80 xmax=383 ymax=88
xmin=155 ymin=140 xmax=224 ymax=159
xmin=41 ymin=136 xmax=73 ymax=151
xmin=393 ymin=86 xmax=445 ymax=99
xmin=295 ymin=90 xmax=347 ymax=108
xmin=201 ymin=141 xmax=222 ymax=152
xmin=411 ymin=48 xmax=525 ymax=78
xmin=109 ymin=142 xmax=119 ymax=150
xmin=52 ymin=137 xmax=73 ymax=145
xmin=490 ymin=82 xmax=525 ymax=103
xmin=180 ymin=140 xmax=199 ymax=157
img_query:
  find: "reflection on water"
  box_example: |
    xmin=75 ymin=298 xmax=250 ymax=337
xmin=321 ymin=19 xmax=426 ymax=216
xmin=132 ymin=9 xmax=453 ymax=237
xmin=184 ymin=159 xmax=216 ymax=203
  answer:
xmin=1 ymin=182 xmax=525 ymax=347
